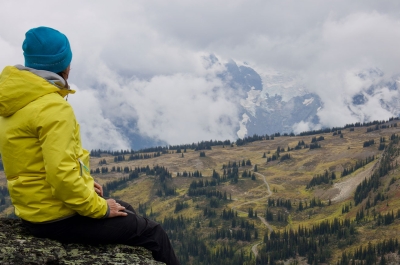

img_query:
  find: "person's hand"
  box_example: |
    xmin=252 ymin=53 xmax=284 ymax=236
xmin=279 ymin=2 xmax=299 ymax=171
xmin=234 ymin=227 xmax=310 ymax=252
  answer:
xmin=107 ymin=199 xmax=128 ymax=218
xmin=94 ymin=182 xmax=103 ymax=197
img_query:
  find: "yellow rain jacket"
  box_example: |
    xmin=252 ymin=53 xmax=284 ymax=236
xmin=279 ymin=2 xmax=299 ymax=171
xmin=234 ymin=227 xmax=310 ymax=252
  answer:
xmin=0 ymin=65 xmax=108 ymax=222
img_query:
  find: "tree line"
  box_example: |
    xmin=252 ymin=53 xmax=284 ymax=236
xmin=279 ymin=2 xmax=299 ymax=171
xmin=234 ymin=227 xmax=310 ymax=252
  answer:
xmin=188 ymin=188 xmax=229 ymax=201
xmin=307 ymin=170 xmax=336 ymax=188
xmin=267 ymin=134 xmax=326 ymax=163
xmin=257 ymin=218 xmax=355 ymax=265
xmin=177 ymin=170 xmax=203 ymax=178
xmin=363 ymin=139 xmax=375 ymax=147
xmin=267 ymin=198 xmax=293 ymax=210
xmin=336 ymin=238 xmax=399 ymax=265
xmin=366 ymin=122 xmax=398 ymax=133
xmin=90 ymin=139 xmax=232 ymax=157
xmin=222 ymin=159 xmax=252 ymax=169
xmin=341 ymin=155 xmax=375 ymax=177
xmin=157 ymin=208 xmax=255 ymax=264
xmin=189 ymin=179 xmax=218 ymax=189
xmin=307 ymin=155 xmax=376 ymax=189
xmin=238 ymin=118 xmax=398 ymax=146
xmin=102 ymin=165 xmax=173 ymax=197
xmin=354 ymin=134 xmax=399 ymax=205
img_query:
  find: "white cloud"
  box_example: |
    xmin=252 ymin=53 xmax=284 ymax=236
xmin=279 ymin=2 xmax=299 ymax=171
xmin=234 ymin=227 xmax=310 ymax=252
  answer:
xmin=292 ymin=121 xmax=321 ymax=135
xmin=0 ymin=36 xmax=22 ymax=67
xmin=85 ymin=58 xmax=240 ymax=145
xmin=68 ymin=85 xmax=131 ymax=150
xmin=1 ymin=1 xmax=400 ymax=148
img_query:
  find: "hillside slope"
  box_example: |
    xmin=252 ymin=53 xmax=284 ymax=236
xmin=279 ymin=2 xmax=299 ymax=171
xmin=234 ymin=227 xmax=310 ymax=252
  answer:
xmin=1 ymin=121 xmax=400 ymax=264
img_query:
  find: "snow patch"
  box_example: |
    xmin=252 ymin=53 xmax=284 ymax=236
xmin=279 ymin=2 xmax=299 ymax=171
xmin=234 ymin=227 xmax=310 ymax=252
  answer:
xmin=303 ymin=97 xmax=314 ymax=106
xmin=237 ymin=113 xmax=250 ymax=138
xmin=260 ymin=72 xmax=307 ymax=102
xmin=240 ymin=89 xmax=262 ymax=116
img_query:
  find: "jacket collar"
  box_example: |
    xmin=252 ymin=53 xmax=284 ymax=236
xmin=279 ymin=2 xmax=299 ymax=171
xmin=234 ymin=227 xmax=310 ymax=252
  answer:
xmin=0 ymin=66 xmax=75 ymax=117
xmin=15 ymin=65 xmax=74 ymax=92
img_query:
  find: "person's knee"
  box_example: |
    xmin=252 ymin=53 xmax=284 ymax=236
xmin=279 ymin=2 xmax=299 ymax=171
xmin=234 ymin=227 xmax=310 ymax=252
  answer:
xmin=126 ymin=204 xmax=136 ymax=212
xmin=117 ymin=200 xmax=136 ymax=213
xmin=154 ymin=223 xmax=170 ymax=240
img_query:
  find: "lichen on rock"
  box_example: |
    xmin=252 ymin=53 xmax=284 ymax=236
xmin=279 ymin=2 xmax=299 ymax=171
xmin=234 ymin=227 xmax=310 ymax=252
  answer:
xmin=0 ymin=218 xmax=164 ymax=265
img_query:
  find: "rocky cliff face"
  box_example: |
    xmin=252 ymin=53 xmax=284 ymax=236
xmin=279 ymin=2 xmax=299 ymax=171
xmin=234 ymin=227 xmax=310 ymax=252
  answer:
xmin=0 ymin=218 xmax=164 ymax=265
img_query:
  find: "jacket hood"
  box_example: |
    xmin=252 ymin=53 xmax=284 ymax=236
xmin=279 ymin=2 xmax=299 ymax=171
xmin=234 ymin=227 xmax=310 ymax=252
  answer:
xmin=0 ymin=65 xmax=75 ymax=117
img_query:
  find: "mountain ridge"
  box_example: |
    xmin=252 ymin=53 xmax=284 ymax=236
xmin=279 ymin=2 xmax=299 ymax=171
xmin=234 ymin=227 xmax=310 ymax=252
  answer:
xmin=108 ymin=54 xmax=400 ymax=150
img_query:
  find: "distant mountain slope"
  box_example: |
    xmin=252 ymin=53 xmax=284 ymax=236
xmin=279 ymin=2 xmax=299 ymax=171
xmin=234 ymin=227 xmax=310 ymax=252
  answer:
xmin=93 ymin=55 xmax=400 ymax=150
xmin=211 ymin=59 xmax=400 ymax=140
xmin=222 ymin=59 xmax=322 ymax=137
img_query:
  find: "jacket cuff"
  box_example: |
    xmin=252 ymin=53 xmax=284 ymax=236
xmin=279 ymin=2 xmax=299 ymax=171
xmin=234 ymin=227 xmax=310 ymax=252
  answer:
xmin=102 ymin=204 xmax=110 ymax=219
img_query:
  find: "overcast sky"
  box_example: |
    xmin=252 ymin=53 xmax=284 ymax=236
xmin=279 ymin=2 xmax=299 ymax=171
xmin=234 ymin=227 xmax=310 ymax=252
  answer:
xmin=1 ymin=1 xmax=400 ymax=150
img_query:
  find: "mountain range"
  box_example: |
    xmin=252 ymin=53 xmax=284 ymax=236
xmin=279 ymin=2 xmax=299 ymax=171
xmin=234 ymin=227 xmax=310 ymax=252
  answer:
xmin=116 ymin=56 xmax=400 ymax=150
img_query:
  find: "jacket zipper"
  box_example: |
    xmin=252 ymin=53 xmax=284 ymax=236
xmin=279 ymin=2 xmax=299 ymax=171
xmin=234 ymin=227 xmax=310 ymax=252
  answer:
xmin=78 ymin=158 xmax=89 ymax=176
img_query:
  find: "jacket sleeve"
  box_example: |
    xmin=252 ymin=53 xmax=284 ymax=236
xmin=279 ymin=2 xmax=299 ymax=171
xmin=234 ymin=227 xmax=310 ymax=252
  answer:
xmin=34 ymin=96 xmax=108 ymax=218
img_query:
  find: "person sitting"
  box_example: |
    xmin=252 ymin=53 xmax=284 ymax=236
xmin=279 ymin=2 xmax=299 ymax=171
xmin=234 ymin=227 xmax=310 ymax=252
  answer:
xmin=0 ymin=26 xmax=180 ymax=265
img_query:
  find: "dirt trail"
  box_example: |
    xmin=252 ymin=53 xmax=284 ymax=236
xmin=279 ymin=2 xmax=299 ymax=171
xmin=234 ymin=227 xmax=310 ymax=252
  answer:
xmin=231 ymin=182 xmax=271 ymax=210
xmin=251 ymin=242 xmax=262 ymax=259
xmin=231 ymin=171 xmax=273 ymax=259
xmin=255 ymin=172 xmax=272 ymax=197
xmin=257 ymin=215 xmax=273 ymax=233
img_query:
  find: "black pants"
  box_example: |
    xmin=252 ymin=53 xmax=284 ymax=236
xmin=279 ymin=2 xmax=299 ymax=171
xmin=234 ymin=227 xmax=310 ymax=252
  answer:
xmin=22 ymin=200 xmax=180 ymax=265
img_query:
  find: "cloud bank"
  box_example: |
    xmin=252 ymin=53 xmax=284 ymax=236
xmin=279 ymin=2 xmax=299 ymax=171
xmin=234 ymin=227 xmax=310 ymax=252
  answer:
xmin=0 ymin=1 xmax=400 ymax=149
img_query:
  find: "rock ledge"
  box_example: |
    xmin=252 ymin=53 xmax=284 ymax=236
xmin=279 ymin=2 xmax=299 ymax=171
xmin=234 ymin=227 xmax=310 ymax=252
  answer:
xmin=0 ymin=218 xmax=164 ymax=265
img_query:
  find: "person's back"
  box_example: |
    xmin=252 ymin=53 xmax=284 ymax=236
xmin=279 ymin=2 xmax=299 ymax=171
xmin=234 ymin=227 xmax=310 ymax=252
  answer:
xmin=0 ymin=65 xmax=107 ymax=222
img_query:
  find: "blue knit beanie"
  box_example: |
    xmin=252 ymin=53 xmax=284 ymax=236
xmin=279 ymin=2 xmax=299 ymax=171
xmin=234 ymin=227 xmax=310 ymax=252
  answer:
xmin=22 ymin=26 xmax=72 ymax=73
